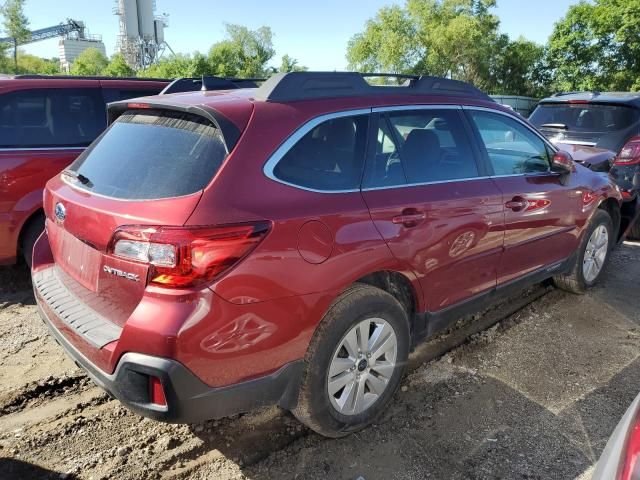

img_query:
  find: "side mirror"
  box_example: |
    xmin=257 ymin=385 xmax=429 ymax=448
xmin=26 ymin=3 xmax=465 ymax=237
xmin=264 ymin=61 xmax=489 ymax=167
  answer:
xmin=552 ymin=150 xmax=576 ymax=174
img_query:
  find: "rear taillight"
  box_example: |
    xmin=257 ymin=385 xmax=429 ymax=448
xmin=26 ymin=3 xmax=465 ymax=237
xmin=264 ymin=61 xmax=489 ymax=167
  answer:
xmin=614 ymin=137 xmax=640 ymax=166
xmin=107 ymin=222 xmax=271 ymax=288
xmin=620 ymin=412 xmax=640 ymax=480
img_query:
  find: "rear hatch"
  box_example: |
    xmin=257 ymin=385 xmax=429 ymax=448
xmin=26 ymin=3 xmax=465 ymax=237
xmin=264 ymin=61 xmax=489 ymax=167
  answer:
xmin=530 ymin=102 xmax=639 ymax=152
xmin=44 ymin=105 xmax=234 ymax=327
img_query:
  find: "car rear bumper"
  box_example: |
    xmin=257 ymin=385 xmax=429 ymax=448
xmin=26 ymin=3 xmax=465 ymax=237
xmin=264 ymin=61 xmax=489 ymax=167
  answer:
xmin=610 ymin=164 xmax=639 ymax=192
xmin=36 ymin=296 xmax=304 ymax=423
xmin=620 ymin=196 xmax=640 ymax=241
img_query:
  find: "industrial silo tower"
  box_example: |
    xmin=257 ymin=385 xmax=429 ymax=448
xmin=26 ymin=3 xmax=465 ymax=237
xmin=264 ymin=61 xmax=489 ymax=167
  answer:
xmin=115 ymin=0 xmax=172 ymax=70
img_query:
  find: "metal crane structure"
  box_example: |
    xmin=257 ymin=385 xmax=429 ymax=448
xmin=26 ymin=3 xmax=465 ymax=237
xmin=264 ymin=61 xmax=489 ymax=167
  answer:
xmin=0 ymin=19 xmax=86 ymax=47
xmin=0 ymin=19 xmax=107 ymax=72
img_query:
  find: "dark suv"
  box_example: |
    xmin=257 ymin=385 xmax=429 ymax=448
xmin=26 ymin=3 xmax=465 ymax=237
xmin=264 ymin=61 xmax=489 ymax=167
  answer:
xmin=32 ymin=72 xmax=635 ymax=438
xmin=530 ymin=92 xmax=640 ymax=237
xmin=0 ymin=75 xmax=168 ymax=267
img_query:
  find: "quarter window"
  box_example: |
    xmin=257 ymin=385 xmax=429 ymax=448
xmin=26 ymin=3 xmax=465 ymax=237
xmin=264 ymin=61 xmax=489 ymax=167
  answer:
xmin=469 ymin=111 xmax=551 ymax=175
xmin=364 ymin=109 xmax=479 ymax=188
xmin=0 ymin=88 xmax=105 ymax=148
xmin=272 ymin=114 xmax=369 ymax=191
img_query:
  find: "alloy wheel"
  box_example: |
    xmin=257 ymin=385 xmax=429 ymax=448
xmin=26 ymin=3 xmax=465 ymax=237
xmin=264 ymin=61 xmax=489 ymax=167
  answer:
xmin=583 ymin=224 xmax=609 ymax=283
xmin=327 ymin=317 xmax=398 ymax=416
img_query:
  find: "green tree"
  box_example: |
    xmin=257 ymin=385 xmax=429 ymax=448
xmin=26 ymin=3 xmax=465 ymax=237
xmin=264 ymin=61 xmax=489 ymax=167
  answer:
xmin=208 ymin=41 xmax=243 ymax=77
xmin=102 ymin=53 xmax=134 ymax=77
xmin=1 ymin=0 xmax=30 ymax=72
xmin=347 ymin=5 xmax=420 ymax=74
xmin=347 ymin=0 xmax=545 ymax=95
xmin=546 ymin=0 xmax=640 ymax=92
xmin=407 ymin=0 xmax=501 ymax=89
xmin=207 ymin=24 xmax=275 ymax=77
xmin=491 ymin=36 xmax=547 ymax=97
xmin=0 ymin=42 xmax=13 ymax=73
xmin=17 ymin=52 xmax=59 ymax=74
xmin=139 ymin=52 xmax=208 ymax=78
xmin=278 ymin=54 xmax=307 ymax=73
xmin=70 ymin=48 xmax=108 ymax=76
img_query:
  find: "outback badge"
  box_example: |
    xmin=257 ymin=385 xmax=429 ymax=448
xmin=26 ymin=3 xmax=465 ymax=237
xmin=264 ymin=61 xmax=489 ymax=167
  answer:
xmin=103 ymin=265 xmax=140 ymax=282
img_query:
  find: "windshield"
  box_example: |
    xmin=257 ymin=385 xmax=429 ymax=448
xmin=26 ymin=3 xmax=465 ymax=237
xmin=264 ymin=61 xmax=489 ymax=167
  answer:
xmin=529 ymin=103 xmax=639 ymax=133
xmin=67 ymin=109 xmax=227 ymax=200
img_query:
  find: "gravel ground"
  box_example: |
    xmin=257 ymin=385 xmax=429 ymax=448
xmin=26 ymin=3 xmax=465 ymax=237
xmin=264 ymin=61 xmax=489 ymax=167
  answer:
xmin=0 ymin=241 xmax=639 ymax=480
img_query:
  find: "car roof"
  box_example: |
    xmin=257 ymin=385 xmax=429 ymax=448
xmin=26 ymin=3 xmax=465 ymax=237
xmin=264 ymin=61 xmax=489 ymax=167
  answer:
xmin=540 ymin=91 xmax=640 ymax=107
xmin=3 ymin=74 xmax=171 ymax=82
xmin=118 ymin=72 xmax=505 ymax=124
xmin=0 ymin=75 xmax=169 ymax=89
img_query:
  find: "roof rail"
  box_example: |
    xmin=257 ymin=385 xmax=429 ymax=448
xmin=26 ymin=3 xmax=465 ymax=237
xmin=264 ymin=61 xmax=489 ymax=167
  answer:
xmin=254 ymin=71 xmax=492 ymax=102
xmin=161 ymin=76 xmax=265 ymax=95
xmin=11 ymin=74 xmax=171 ymax=82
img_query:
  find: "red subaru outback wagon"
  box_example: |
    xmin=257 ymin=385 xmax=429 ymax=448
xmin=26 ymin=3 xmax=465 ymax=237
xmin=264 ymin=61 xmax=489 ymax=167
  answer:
xmin=32 ymin=72 xmax=634 ymax=437
xmin=0 ymin=75 xmax=168 ymax=267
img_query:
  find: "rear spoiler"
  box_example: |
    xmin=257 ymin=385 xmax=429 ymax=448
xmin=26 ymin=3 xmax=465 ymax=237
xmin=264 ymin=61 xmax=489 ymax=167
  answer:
xmin=106 ymin=99 xmax=242 ymax=153
xmin=160 ymin=76 xmax=265 ymax=95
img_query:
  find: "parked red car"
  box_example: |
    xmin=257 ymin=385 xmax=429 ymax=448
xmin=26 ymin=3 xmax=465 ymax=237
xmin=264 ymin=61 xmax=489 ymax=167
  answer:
xmin=32 ymin=72 xmax=637 ymax=437
xmin=0 ymin=75 xmax=168 ymax=267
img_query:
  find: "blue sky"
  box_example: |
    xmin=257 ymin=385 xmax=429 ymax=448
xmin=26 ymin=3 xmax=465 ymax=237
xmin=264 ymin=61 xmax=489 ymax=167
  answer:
xmin=19 ymin=0 xmax=577 ymax=70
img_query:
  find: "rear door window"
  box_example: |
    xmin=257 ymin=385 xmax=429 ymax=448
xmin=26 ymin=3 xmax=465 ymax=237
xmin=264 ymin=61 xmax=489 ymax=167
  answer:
xmin=363 ymin=109 xmax=479 ymax=188
xmin=271 ymin=114 xmax=369 ymax=191
xmin=0 ymin=88 xmax=105 ymax=148
xmin=67 ymin=109 xmax=227 ymax=200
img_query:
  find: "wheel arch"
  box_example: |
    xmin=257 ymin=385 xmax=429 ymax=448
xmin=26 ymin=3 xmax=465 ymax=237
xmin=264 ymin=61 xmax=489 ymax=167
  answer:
xmin=352 ymin=270 xmax=421 ymax=335
xmin=597 ymin=197 xmax=622 ymax=241
xmin=17 ymin=208 xmax=45 ymax=257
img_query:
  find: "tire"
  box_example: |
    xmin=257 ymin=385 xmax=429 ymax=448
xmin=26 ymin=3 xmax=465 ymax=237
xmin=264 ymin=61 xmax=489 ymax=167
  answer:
xmin=554 ymin=209 xmax=613 ymax=294
xmin=20 ymin=213 xmax=45 ymax=269
xmin=292 ymin=284 xmax=410 ymax=438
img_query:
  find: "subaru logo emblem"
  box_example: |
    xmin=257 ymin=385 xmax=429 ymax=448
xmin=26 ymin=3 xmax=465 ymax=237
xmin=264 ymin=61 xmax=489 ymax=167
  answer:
xmin=54 ymin=202 xmax=66 ymax=222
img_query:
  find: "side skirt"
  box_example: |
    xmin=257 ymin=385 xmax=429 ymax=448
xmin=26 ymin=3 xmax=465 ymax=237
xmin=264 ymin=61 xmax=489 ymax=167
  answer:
xmin=411 ymin=253 xmax=576 ymax=345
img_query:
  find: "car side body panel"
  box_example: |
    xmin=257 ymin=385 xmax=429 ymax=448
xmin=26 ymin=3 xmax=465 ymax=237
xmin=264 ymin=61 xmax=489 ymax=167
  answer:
xmin=0 ymin=148 xmax=83 ymax=264
xmin=0 ymin=78 xmax=169 ymax=264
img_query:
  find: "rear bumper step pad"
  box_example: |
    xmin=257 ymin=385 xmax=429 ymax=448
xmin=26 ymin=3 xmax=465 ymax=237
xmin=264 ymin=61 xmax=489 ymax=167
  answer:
xmin=33 ymin=267 xmax=122 ymax=348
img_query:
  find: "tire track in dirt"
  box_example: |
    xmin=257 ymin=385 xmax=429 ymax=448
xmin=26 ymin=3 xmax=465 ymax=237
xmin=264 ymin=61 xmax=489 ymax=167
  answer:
xmin=1 ymin=243 xmax=639 ymax=479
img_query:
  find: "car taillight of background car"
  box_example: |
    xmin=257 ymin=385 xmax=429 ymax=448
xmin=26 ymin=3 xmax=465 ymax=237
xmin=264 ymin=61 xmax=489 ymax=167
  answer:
xmin=615 ymin=137 xmax=640 ymax=166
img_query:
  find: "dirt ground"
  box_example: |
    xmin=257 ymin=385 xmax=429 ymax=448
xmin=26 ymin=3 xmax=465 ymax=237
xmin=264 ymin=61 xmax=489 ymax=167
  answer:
xmin=0 ymin=241 xmax=639 ymax=480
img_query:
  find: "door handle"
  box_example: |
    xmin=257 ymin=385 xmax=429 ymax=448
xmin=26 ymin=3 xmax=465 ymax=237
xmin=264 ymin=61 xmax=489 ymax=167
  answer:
xmin=505 ymin=197 xmax=528 ymax=212
xmin=392 ymin=210 xmax=426 ymax=227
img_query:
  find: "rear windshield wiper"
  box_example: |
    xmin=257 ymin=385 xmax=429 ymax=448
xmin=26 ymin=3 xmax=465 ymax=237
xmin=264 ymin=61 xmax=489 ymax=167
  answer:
xmin=62 ymin=169 xmax=93 ymax=187
xmin=540 ymin=123 xmax=569 ymax=130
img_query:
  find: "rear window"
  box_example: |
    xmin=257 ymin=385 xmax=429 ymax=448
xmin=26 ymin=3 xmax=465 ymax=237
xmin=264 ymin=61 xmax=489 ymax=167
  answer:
xmin=530 ymin=103 xmax=639 ymax=133
xmin=0 ymin=88 xmax=105 ymax=148
xmin=67 ymin=109 xmax=226 ymax=200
